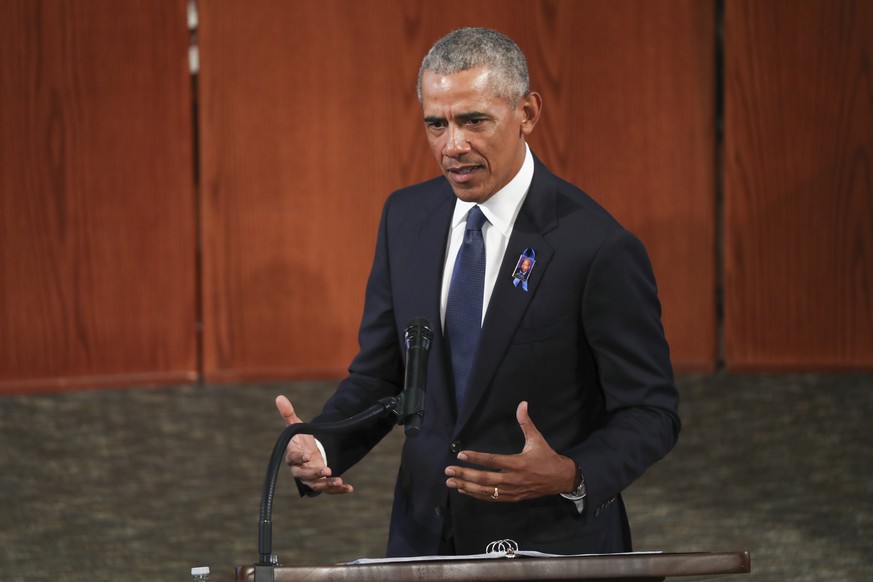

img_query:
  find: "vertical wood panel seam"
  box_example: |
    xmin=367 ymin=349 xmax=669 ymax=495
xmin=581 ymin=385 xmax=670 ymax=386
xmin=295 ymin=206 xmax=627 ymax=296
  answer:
xmin=715 ymin=0 xmax=726 ymax=371
xmin=188 ymin=0 xmax=205 ymax=385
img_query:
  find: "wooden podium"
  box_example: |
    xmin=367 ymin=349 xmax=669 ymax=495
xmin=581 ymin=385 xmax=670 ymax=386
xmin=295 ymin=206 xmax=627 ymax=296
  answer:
xmin=235 ymin=551 xmax=750 ymax=581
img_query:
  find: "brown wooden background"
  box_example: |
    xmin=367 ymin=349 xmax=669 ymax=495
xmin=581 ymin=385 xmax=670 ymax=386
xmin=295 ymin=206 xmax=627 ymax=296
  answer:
xmin=723 ymin=0 xmax=873 ymax=370
xmin=1 ymin=0 xmax=870 ymax=393
xmin=0 ymin=0 xmax=198 ymax=393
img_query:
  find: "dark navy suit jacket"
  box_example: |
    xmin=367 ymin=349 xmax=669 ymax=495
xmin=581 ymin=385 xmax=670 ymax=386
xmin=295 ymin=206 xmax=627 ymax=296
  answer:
xmin=312 ymin=156 xmax=680 ymax=557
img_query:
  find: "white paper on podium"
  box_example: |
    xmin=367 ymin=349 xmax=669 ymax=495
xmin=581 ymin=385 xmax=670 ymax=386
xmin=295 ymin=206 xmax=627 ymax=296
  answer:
xmin=347 ymin=539 xmax=662 ymax=566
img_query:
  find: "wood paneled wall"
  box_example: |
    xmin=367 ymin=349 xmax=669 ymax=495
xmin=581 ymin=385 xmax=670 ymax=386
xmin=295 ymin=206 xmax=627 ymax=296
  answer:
xmin=0 ymin=0 xmax=197 ymax=392
xmin=723 ymin=0 xmax=873 ymax=369
xmin=2 ymin=0 xmax=870 ymax=392
xmin=198 ymin=0 xmax=716 ymax=381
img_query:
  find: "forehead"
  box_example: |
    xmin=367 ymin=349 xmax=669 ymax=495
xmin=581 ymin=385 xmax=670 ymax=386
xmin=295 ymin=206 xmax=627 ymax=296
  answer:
xmin=420 ymin=67 xmax=509 ymax=112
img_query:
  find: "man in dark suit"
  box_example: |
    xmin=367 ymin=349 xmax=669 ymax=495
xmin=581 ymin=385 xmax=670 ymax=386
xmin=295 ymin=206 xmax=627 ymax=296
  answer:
xmin=276 ymin=27 xmax=680 ymax=557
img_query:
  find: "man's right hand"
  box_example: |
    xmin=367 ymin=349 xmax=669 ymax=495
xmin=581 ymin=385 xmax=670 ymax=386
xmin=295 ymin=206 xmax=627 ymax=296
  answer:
xmin=274 ymin=395 xmax=354 ymax=495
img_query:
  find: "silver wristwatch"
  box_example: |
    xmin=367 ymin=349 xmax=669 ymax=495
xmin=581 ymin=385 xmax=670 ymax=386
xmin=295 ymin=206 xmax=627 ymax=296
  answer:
xmin=563 ymin=464 xmax=586 ymax=499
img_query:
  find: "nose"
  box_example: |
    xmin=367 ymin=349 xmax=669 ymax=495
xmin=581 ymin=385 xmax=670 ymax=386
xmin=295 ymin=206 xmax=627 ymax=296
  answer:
xmin=443 ymin=125 xmax=471 ymax=157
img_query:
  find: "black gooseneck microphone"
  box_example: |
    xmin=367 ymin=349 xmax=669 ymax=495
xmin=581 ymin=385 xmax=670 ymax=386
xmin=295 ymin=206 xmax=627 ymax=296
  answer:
xmin=397 ymin=317 xmax=434 ymax=436
xmin=253 ymin=317 xmax=433 ymax=578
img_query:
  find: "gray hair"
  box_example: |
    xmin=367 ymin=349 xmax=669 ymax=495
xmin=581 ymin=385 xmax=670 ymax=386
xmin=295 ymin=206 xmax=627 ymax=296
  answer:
xmin=417 ymin=28 xmax=530 ymax=104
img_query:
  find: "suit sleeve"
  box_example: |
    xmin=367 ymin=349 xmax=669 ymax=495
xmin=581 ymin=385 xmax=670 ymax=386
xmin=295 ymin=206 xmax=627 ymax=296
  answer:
xmin=573 ymin=227 xmax=681 ymax=519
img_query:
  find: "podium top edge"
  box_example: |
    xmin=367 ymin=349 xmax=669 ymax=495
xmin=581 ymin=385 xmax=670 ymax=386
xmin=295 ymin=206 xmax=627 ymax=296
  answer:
xmin=236 ymin=551 xmax=752 ymax=581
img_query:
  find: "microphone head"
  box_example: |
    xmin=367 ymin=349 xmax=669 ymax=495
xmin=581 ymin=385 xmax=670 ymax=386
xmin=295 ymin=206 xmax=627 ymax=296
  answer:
xmin=405 ymin=317 xmax=433 ymax=349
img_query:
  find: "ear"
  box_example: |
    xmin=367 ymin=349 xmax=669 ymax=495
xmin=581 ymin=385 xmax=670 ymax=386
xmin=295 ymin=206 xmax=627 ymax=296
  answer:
xmin=519 ymin=91 xmax=543 ymax=136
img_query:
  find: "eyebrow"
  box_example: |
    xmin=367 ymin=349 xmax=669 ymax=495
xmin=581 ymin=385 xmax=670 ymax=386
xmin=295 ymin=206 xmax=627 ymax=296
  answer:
xmin=423 ymin=111 xmax=492 ymax=124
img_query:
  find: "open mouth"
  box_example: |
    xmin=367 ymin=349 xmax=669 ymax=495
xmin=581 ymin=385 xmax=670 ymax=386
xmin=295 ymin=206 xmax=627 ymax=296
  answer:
xmin=453 ymin=165 xmax=480 ymax=174
xmin=447 ymin=165 xmax=483 ymax=177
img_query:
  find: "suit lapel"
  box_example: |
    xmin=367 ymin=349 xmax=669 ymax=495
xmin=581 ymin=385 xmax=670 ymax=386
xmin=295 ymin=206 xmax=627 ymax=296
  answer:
xmin=399 ymin=183 xmax=456 ymax=421
xmin=455 ymin=162 xmax=559 ymax=432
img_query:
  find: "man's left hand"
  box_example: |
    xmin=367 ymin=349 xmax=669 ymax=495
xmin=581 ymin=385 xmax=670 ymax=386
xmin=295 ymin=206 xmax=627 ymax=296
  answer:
xmin=444 ymin=401 xmax=578 ymax=502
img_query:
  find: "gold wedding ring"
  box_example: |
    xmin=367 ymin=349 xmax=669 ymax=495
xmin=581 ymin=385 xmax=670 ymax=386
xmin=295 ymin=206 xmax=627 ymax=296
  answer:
xmin=491 ymin=486 xmax=499 ymax=500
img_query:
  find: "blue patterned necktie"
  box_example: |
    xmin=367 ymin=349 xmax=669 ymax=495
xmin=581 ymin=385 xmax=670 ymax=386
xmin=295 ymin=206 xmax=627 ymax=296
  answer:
xmin=445 ymin=205 xmax=488 ymax=411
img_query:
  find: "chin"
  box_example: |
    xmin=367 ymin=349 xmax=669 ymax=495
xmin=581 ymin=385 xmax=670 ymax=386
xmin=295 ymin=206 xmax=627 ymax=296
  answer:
xmin=450 ymin=187 xmax=493 ymax=204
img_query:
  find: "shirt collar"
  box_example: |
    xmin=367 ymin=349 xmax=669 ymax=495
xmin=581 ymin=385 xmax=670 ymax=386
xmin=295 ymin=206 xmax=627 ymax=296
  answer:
xmin=450 ymin=143 xmax=534 ymax=235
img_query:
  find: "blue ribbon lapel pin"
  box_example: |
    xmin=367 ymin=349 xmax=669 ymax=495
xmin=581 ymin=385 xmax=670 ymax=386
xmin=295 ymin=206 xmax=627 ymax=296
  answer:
xmin=511 ymin=248 xmax=536 ymax=291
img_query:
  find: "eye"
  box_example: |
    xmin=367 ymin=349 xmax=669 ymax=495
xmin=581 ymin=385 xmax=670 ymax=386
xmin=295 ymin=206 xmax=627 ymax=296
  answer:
xmin=425 ymin=120 xmax=447 ymax=130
